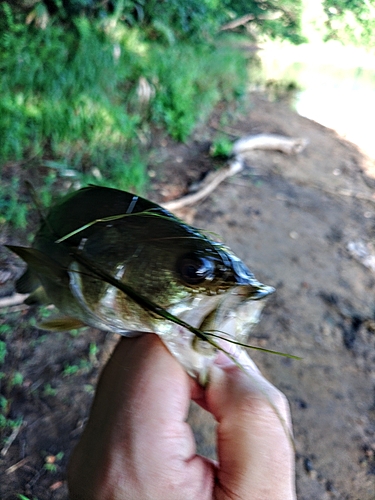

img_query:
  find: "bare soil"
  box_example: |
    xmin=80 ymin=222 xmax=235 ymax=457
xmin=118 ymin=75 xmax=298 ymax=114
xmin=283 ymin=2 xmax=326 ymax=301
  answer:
xmin=1 ymin=91 xmax=375 ymax=499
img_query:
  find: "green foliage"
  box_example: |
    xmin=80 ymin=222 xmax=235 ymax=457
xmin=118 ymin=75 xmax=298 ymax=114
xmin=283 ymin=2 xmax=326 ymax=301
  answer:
xmin=0 ymin=11 xmax=140 ymax=163
xmin=138 ymin=0 xmax=226 ymax=40
xmin=0 ymin=4 xmax=250 ymax=226
xmin=43 ymin=383 xmax=58 ymax=397
xmin=84 ymin=383 xmax=95 ymax=393
xmin=222 ymin=0 xmax=305 ymax=44
xmin=10 ymin=372 xmax=24 ymax=388
xmin=0 ymin=395 xmax=7 ymax=412
xmin=0 ymin=323 xmax=12 ymax=336
xmin=41 ymin=450 xmax=64 ymax=473
xmin=44 ymin=463 xmax=58 ymax=473
xmin=323 ymin=0 xmax=375 ymax=47
xmin=148 ymin=44 xmax=247 ymax=140
xmin=0 ymin=0 xmax=314 ymax=228
xmin=210 ymin=137 xmax=234 ymax=158
xmin=0 ymin=411 xmax=23 ymax=432
xmin=89 ymin=342 xmax=98 ymax=363
xmin=0 ymin=341 xmax=7 ymax=365
xmin=0 ymin=177 xmax=29 ymax=228
xmin=0 ymin=8 xmax=146 ymax=225
xmin=63 ymin=357 xmax=92 ymax=376
xmin=62 ymin=363 xmax=81 ymax=376
xmin=6 ymin=0 xmax=306 ymax=43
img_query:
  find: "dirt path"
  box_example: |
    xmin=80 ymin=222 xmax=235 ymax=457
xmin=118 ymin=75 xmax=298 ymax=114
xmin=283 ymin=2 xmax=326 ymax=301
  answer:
xmin=1 ymin=92 xmax=375 ymax=499
xmin=155 ymin=92 xmax=375 ymax=499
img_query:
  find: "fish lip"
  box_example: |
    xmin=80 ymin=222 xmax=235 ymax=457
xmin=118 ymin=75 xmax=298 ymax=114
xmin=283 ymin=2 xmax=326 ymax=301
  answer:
xmin=234 ymin=281 xmax=275 ymax=300
xmin=249 ymin=283 xmax=275 ymax=300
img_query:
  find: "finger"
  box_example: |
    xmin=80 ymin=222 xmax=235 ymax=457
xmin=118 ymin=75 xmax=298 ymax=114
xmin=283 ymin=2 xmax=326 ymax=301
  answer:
xmin=214 ymin=338 xmax=262 ymax=374
xmin=69 ymin=335 xmax=214 ymax=500
xmin=206 ymin=350 xmax=296 ymax=500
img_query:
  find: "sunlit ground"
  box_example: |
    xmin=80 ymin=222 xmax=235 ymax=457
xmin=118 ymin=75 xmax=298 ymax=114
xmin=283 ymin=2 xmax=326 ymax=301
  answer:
xmin=257 ymin=41 xmax=375 ymax=162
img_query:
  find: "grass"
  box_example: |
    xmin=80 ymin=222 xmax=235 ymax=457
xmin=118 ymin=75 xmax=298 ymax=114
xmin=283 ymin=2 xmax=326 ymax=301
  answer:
xmin=148 ymin=43 xmax=247 ymax=141
xmin=0 ymin=5 xmax=248 ymax=227
xmin=0 ymin=313 xmax=24 ymax=443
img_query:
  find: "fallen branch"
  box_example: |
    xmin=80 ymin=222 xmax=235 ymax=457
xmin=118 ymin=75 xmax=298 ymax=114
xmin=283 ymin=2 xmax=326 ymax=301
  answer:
xmin=162 ymin=159 xmax=243 ymax=211
xmin=219 ymin=13 xmax=255 ymax=31
xmin=1 ymin=423 xmax=24 ymax=457
xmin=5 ymin=457 xmax=30 ymax=475
xmin=232 ymin=134 xmax=309 ymax=156
xmin=162 ymin=134 xmax=308 ymax=211
xmin=0 ymin=293 xmax=28 ymax=308
xmin=219 ymin=12 xmax=281 ymax=31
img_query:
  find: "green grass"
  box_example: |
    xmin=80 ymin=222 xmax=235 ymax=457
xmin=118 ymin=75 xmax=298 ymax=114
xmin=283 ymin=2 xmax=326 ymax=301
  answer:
xmin=148 ymin=43 xmax=247 ymax=141
xmin=209 ymin=136 xmax=234 ymax=158
xmin=0 ymin=5 xmax=248 ymax=227
xmin=0 ymin=340 xmax=7 ymax=365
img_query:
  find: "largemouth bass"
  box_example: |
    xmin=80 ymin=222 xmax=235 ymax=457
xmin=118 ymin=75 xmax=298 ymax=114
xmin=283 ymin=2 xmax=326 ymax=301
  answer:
xmin=7 ymin=186 xmax=275 ymax=379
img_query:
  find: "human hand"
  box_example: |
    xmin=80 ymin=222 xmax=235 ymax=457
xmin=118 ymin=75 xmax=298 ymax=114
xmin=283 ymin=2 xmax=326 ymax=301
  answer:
xmin=67 ymin=334 xmax=296 ymax=500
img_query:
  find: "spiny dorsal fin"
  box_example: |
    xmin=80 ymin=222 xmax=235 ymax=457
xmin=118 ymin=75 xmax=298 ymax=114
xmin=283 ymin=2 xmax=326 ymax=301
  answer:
xmin=6 ymin=245 xmax=67 ymax=284
xmin=15 ymin=268 xmax=40 ymax=294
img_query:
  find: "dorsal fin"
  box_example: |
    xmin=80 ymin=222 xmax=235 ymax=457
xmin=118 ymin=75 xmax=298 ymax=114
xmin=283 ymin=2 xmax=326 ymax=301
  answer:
xmin=6 ymin=245 xmax=67 ymax=284
xmin=15 ymin=268 xmax=40 ymax=294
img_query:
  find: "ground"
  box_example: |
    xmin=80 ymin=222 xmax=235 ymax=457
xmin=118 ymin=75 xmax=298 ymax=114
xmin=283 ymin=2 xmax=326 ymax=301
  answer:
xmin=1 ymin=91 xmax=375 ymax=499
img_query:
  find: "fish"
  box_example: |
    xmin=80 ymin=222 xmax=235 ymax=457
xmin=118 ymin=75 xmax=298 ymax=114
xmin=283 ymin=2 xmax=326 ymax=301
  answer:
xmin=7 ymin=185 xmax=277 ymax=381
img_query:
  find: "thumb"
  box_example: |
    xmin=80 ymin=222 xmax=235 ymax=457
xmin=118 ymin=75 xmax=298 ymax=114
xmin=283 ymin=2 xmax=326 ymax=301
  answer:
xmin=206 ymin=348 xmax=296 ymax=500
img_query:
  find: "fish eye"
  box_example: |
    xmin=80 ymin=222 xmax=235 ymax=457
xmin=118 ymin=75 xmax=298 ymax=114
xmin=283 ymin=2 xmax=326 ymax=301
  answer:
xmin=177 ymin=253 xmax=215 ymax=285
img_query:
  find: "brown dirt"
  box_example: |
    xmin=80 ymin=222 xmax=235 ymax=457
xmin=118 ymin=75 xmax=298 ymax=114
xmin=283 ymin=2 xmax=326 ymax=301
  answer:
xmin=1 ymin=91 xmax=375 ymax=499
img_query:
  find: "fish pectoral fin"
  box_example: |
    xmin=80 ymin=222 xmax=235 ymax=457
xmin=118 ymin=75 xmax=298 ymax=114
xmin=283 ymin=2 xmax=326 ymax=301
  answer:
xmin=24 ymin=286 xmax=50 ymax=306
xmin=38 ymin=316 xmax=86 ymax=332
xmin=6 ymin=245 xmax=67 ymax=284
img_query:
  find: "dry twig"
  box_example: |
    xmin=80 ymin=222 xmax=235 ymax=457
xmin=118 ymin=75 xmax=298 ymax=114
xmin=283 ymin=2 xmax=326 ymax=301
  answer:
xmin=1 ymin=423 xmax=24 ymax=457
xmin=232 ymin=134 xmax=309 ymax=156
xmin=219 ymin=13 xmax=255 ymax=31
xmin=5 ymin=457 xmax=30 ymax=475
xmin=162 ymin=159 xmax=243 ymax=211
xmin=162 ymin=134 xmax=308 ymax=211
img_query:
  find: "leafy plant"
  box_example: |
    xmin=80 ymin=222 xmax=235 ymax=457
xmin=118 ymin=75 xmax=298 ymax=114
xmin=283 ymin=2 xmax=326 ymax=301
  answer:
xmin=149 ymin=43 xmax=247 ymax=140
xmin=43 ymin=451 xmax=64 ymax=473
xmin=0 ymin=4 xmax=249 ymax=226
xmin=43 ymin=383 xmax=58 ymax=397
xmin=210 ymin=137 xmax=234 ymax=158
xmin=63 ymin=358 xmax=92 ymax=376
xmin=0 ymin=409 xmax=23 ymax=432
xmin=0 ymin=324 xmax=12 ymax=335
xmin=0 ymin=341 xmax=7 ymax=365
xmin=322 ymin=0 xmax=375 ymax=46
xmin=10 ymin=372 xmax=24 ymax=388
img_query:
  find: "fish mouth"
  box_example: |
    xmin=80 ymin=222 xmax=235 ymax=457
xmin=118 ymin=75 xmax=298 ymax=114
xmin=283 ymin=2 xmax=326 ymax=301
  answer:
xmin=169 ymin=281 xmax=275 ymax=338
xmin=153 ymin=281 xmax=275 ymax=383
